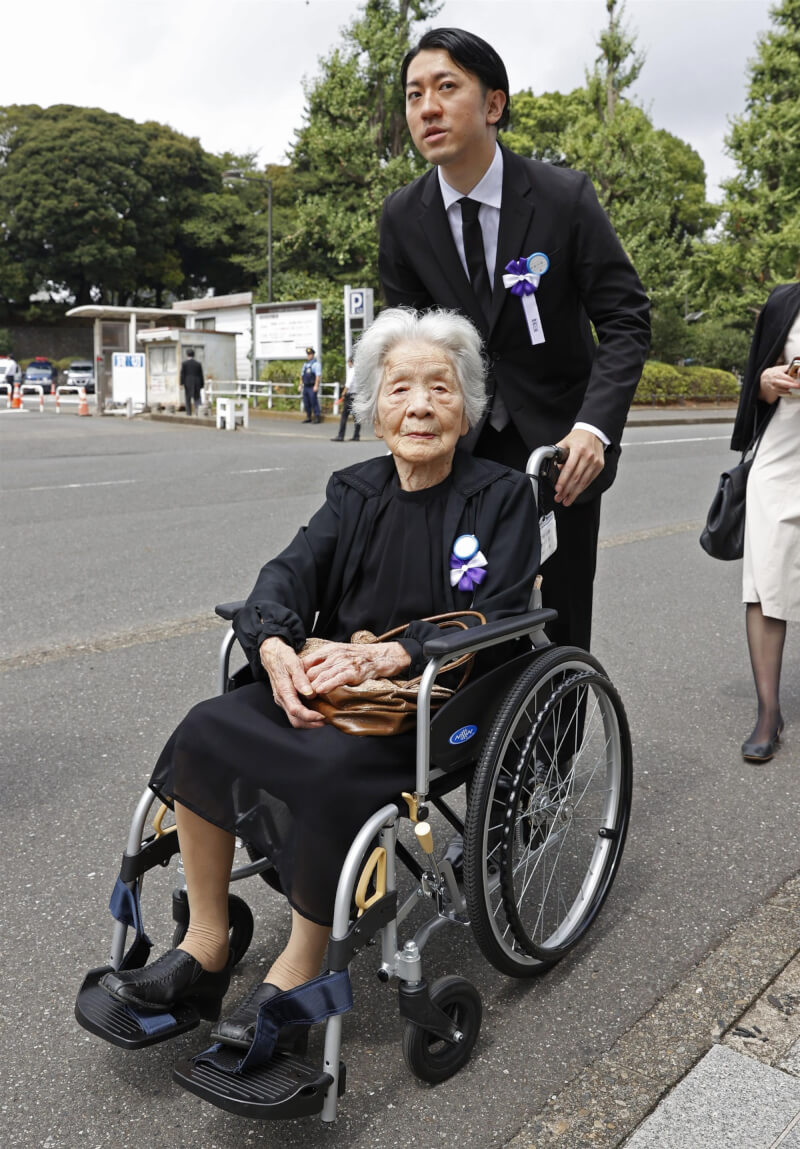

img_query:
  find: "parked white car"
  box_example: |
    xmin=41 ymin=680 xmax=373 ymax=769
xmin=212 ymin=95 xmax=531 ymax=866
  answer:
xmin=64 ymin=359 xmax=95 ymax=394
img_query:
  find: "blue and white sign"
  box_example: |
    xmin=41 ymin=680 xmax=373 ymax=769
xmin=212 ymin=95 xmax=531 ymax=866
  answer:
xmin=112 ymin=352 xmax=146 ymax=404
xmin=349 ymin=290 xmax=365 ymax=318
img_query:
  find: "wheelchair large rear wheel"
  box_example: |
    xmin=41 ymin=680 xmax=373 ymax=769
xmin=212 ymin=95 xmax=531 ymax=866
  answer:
xmin=463 ymin=646 xmax=632 ymax=977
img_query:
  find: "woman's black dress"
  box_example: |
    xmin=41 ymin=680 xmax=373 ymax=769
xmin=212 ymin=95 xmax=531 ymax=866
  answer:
xmin=150 ymin=475 xmax=453 ymax=926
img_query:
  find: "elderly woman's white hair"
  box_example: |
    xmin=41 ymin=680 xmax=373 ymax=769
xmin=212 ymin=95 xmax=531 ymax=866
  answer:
xmin=350 ymin=307 xmax=487 ymax=428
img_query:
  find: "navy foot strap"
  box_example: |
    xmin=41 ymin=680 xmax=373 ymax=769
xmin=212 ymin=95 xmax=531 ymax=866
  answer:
xmin=193 ymin=968 xmax=353 ymax=1074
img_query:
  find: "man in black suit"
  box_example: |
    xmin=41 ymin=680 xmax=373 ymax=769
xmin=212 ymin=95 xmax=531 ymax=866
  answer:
xmin=379 ymin=28 xmax=650 ymax=650
xmin=180 ymin=348 xmax=204 ymax=416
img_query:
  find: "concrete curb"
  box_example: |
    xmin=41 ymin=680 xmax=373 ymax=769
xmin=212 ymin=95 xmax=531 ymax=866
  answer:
xmin=504 ymin=870 xmax=800 ymax=1148
xmin=143 ymin=409 xmax=736 ymax=432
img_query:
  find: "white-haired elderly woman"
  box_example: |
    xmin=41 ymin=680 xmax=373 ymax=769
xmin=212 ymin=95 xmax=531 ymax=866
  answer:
xmin=100 ymin=307 xmax=539 ymax=1055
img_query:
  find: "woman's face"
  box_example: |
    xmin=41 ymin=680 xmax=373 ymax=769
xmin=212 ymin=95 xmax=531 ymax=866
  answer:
xmin=374 ymin=341 xmax=468 ymax=483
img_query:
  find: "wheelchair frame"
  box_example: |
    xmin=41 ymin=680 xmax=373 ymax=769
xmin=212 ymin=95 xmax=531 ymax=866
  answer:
xmin=76 ymin=446 xmax=633 ymax=1124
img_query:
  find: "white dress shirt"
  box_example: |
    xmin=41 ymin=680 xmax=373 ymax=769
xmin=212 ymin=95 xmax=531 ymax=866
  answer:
xmin=437 ymin=144 xmax=609 ymax=446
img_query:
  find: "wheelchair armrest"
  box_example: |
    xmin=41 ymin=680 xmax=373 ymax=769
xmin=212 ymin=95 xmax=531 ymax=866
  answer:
xmin=214 ymin=600 xmax=246 ymax=621
xmin=422 ymin=608 xmax=557 ymax=659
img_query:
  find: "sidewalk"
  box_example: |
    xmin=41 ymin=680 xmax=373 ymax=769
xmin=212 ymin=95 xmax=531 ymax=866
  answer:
xmin=148 ymin=403 xmax=738 ymax=433
xmin=506 ymin=870 xmax=800 ymax=1149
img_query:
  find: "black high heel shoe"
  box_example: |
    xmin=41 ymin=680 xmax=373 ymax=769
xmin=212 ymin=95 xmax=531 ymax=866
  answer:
xmin=741 ymin=719 xmax=785 ymax=763
xmin=100 ymin=949 xmax=231 ymax=1020
xmin=212 ymin=980 xmax=309 ymax=1053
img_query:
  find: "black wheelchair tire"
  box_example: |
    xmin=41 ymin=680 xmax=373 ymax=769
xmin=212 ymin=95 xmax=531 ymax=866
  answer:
xmin=401 ymin=976 xmax=482 ymax=1084
xmin=172 ymin=891 xmax=255 ymax=967
xmin=463 ymin=646 xmax=632 ymax=978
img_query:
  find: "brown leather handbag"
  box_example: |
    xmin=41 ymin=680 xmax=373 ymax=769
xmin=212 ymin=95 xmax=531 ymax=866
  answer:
xmin=301 ymin=611 xmax=486 ymax=736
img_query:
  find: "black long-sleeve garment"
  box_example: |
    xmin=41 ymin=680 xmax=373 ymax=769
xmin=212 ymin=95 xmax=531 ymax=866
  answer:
xmin=233 ymin=452 xmax=540 ymax=679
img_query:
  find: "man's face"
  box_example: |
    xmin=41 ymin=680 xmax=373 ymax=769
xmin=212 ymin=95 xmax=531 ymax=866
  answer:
xmin=404 ymin=48 xmax=505 ymax=169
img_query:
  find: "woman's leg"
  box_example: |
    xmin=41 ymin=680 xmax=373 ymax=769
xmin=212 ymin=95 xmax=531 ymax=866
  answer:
xmin=175 ymin=801 xmax=235 ymax=971
xmin=744 ymin=602 xmax=786 ymax=743
xmin=266 ymin=909 xmax=330 ymax=991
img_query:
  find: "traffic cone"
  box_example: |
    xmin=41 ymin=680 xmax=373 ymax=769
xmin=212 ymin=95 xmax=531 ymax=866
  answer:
xmin=77 ymin=387 xmax=89 ymax=416
xmin=10 ymin=380 xmax=21 ymax=409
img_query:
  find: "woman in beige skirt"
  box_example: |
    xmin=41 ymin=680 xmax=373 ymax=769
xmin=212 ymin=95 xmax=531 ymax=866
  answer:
xmin=732 ymin=282 xmax=800 ymax=762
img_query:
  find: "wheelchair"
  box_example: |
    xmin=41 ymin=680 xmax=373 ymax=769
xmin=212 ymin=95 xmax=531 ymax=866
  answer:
xmin=75 ymin=446 xmax=632 ymax=1124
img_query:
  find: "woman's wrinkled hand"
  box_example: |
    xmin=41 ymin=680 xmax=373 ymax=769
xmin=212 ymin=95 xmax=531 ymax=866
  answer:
xmin=759 ymin=364 xmax=800 ymax=404
xmin=301 ymin=641 xmax=411 ymax=696
xmin=259 ymin=637 xmax=325 ymax=729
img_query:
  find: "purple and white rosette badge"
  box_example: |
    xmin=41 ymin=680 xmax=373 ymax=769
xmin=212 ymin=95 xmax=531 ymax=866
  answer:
xmin=450 ymin=534 xmax=488 ymax=592
xmin=503 ymin=252 xmax=549 ymax=346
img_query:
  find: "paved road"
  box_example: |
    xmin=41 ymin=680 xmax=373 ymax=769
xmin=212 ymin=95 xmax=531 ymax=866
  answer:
xmin=1 ymin=413 xmax=797 ymax=1148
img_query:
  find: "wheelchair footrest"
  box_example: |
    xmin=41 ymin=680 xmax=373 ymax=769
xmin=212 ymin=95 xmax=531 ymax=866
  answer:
xmin=75 ymin=966 xmax=202 ymax=1049
xmin=172 ymin=1045 xmax=344 ymax=1120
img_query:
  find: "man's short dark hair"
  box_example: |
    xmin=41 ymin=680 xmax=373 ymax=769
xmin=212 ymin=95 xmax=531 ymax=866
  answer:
xmin=186 ymin=348 xmax=195 ymax=358
xmin=401 ymin=27 xmax=511 ymax=131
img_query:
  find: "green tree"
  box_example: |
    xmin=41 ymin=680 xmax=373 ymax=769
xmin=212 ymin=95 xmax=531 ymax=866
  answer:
xmin=281 ymin=0 xmax=439 ymax=288
xmin=0 ymin=104 xmax=228 ymax=307
xmin=694 ymin=0 xmax=800 ymax=313
xmin=501 ymin=0 xmax=716 ymax=336
xmin=590 ymin=0 xmax=645 ymax=122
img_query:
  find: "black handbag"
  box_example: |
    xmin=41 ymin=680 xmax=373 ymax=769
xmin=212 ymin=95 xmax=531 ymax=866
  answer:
xmin=699 ymin=432 xmax=762 ymax=561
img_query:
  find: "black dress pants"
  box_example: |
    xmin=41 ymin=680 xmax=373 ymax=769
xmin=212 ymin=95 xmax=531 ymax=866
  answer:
xmin=474 ymin=422 xmax=601 ymax=652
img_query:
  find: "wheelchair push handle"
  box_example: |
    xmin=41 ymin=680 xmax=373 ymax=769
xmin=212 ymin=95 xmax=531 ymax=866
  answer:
xmin=526 ymin=443 xmax=569 ymax=482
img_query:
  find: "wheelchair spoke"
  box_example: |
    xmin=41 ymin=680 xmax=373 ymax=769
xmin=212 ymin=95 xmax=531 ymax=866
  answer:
xmin=464 ymin=651 xmax=632 ymax=976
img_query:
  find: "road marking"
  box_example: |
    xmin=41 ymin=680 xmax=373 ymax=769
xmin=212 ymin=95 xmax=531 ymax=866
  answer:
xmin=599 ymin=520 xmax=703 ymax=549
xmin=621 ymin=435 xmax=729 ymax=446
xmin=230 ymin=467 xmax=285 ymax=474
xmin=6 ymin=479 xmax=138 ymax=493
xmin=0 ymin=520 xmax=705 ymax=672
xmin=0 ymin=613 xmax=220 ymax=673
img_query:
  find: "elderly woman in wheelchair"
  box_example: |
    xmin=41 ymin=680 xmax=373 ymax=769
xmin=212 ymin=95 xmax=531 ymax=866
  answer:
xmin=77 ymin=307 xmax=631 ymax=1122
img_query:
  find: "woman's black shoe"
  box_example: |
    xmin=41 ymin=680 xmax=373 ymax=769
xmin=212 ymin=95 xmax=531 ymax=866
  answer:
xmin=99 ymin=949 xmax=231 ymax=1021
xmin=741 ymin=720 xmax=784 ymax=762
xmin=211 ymin=980 xmax=309 ymax=1053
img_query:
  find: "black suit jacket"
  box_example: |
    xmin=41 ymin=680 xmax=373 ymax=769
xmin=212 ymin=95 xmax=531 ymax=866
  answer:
xmin=379 ymin=146 xmax=651 ymax=494
xmin=731 ymin=282 xmax=800 ymax=452
xmin=180 ymin=358 xmax=204 ymax=388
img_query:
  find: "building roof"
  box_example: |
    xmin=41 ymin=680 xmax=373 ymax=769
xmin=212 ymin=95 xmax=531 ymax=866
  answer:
xmin=66 ymin=305 xmax=195 ymax=320
xmin=171 ymin=292 xmax=253 ymax=312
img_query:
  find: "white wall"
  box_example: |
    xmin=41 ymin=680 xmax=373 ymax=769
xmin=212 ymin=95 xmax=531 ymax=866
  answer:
xmin=204 ymin=307 xmax=251 ymax=379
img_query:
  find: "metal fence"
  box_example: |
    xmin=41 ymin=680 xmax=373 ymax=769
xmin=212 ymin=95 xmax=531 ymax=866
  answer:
xmin=206 ymin=380 xmax=342 ymax=413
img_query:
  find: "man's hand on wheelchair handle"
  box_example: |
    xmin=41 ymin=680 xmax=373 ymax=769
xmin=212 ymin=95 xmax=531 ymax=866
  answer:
xmin=553 ymin=427 xmax=605 ymax=506
xmin=259 ymin=637 xmax=325 ymax=729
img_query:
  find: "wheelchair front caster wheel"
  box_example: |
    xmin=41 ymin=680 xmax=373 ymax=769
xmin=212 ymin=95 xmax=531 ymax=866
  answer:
xmin=401 ymin=976 xmax=482 ymax=1084
xmin=172 ymin=891 xmax=254 ymax=967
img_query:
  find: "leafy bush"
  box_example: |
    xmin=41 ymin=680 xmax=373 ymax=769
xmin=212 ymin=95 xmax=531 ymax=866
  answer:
xmin=634 ymin=360 xmax=738 ymax=404
xmin=677 ymin=365 xmax=739 ymax=401
xmin=634 ymin=361 xmax=686 ymax=405
xmin=0 ymin=329 xmax=13 ymax=357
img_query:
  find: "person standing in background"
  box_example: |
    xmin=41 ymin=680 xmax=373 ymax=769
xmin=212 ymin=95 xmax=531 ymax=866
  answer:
xmin=300 ymin=347 xmax=322 ymax=424
xmin=731 ymin=281 xmax=800 ymax=762
xmin=331 ymin=357 xmax=361 ymax=441
xmin=180 ymin=348 xmax=204 ymax=416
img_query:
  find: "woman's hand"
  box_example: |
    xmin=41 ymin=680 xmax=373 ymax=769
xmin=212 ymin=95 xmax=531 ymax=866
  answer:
xmin=301 ymin=641 xmax=411 ymax=695
xmin=259 ymin=637 xmax=325 ymax=729
xmin=759 ymin=364 xmax=800 ymax=404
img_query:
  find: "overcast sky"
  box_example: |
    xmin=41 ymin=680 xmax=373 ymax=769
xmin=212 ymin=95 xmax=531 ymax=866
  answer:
xmin=5 ymin=0 xmax=775 ymax=202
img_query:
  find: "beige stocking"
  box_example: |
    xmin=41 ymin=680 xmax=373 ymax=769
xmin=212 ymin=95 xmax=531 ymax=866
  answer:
xmin=174 ymin=801 xmax=235 ymax=972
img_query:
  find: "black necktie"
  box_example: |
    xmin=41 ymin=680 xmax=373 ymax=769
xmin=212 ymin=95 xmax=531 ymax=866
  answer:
xmin=458 ymin=197 xmax=492 ymax=321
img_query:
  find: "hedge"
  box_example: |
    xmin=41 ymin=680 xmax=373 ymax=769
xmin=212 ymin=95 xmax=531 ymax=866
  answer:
xmin=633 ymin=361 xmax=739 ymax=405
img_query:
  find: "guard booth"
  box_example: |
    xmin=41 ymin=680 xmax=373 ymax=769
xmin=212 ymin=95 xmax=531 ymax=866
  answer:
xmin=137 ymin=329 xmax=237 ymax=408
